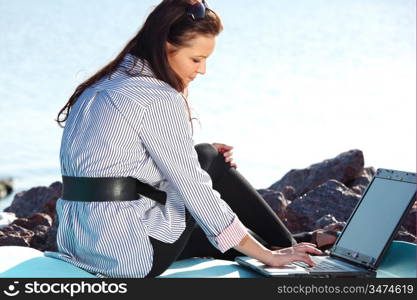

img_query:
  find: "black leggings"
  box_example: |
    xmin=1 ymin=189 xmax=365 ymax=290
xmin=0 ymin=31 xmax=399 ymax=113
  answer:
xmin=145 ymin=143 xmax=309 ymax=278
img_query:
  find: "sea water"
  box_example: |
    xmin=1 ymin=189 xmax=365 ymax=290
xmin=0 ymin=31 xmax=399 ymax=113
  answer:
xmin=0 ymin=0 xmax=415 ymax=211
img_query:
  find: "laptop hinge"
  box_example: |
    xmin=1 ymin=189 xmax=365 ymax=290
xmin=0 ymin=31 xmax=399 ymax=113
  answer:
xmin=329 ymin=253 xmax=375 ymax=271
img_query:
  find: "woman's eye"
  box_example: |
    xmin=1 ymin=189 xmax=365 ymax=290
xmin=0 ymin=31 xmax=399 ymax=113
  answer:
xmin=192 ymin=59 xmax=201 ymax=63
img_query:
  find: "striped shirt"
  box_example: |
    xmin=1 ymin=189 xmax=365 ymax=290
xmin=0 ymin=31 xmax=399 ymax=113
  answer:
xmin=45 ymin=53 xmax=248 ymax=278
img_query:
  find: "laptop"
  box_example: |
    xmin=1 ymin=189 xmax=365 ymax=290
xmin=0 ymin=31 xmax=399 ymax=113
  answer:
xmin=235 ymin=168 xmax=416 ymax=278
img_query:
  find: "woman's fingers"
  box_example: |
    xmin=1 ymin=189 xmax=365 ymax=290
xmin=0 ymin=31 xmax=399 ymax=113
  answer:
xmin=268 ymin=251 xmax=315 ymax=267
xmin=212 ymin=143 xmax=233 ymax=152
xmin=272 ymin=244 xmax=322 ymax=267
xmin=226 ymin=156 xmax=238 ymax=168
xmin=212 ymin=143 xmax=236 ymax=167
xmin=293 ymin=243 xmax=323 ymax=254
xmin=293 ymin=242 xmax=317 ymax=248
xmin=223 ymin=151 xmax=233 ymax=161
xmin=294 ymin=244 xmax=323 ymax=256
xmin=293 ymin=253 xmax=316 ymax=267
xmin=268 ymin=243 xmax=323 ymax=267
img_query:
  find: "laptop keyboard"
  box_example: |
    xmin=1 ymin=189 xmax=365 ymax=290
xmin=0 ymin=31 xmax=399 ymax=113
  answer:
xmin=293 ymin=257 xmax=347 ymax=272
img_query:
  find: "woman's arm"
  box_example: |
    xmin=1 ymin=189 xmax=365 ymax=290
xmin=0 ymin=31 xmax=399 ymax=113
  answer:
xmin=141 ymin=94 xmax=247 ymax=253
xmin=234 ymin=234 xmax=322 ymax=267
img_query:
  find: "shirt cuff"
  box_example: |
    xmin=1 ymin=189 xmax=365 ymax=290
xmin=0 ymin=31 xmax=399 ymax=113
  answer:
xmin=214 ymin=216 xmax=248 ymax=253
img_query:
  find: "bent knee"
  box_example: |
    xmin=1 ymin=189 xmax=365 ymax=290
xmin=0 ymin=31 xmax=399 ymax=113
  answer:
xmin=194 ymin=143 xmax=219 ymax=171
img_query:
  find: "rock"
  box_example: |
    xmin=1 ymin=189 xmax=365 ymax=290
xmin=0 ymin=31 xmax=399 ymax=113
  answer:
xmin=346 ymin=167 xmax=376 ymax=195
xmin=12 ymin=213 xmax=52 ymax=231
xmin=269 ymin=150 xmax=364 ymax=198
xmin=323 ymin=221 xmax=346 ymax=232
xmin=257 ymin=189 xmax=288 ymax=220
xmin=0 ymin=224 xmax=34 ymax=247
xmin=0 ymin=223 xmax=34 ymax=237
xmin=44 ymin=215 xmax=58 ymax=252
xmin=0 ymin=232 xmax=30 ymax=247
xmin=0 ymin=181 xmax=61 ymax=252
xmin=0 ymin=178 xmax=13 ymax=199
xmin=30 ymin=225 xmax=51 ymax=250
xmin=315 ymin=214 xmax=339 ymax=229
xmin=282 ymin=186 xmax=296 ymax=201
xmin=0 ymin=213 xmax=54 ymax=250
xmin=401 ymin=205 xmax=416 ymax=236
xmin=4 ymin=181 xmax=62 ymax=218
xmin=285 ymin=180 xmax=361 ymax=233
xmin=395 ymin=231 xmax=416 ymax=243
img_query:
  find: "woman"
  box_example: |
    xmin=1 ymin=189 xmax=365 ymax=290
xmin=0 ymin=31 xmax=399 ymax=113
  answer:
xmin=47 ymin=0 xmax=325 ymax=278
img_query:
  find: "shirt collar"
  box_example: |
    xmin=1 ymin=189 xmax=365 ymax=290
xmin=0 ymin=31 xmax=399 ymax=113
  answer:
xmin=119 ymin=53 xmax=156 ymax=77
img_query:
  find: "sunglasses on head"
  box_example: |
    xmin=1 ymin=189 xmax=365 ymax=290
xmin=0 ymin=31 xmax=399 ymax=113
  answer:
xmin=186 ymin=0 xmax=208 ymax=20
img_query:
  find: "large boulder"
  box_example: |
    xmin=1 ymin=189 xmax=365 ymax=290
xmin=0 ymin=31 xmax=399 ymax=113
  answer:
xmin=44 ymin=215 xmax=59 ymax=252
xmin=0 ymin=224 xmax=33 ymax=247
xmin=269 ymin=149 xmax=364 ymax=198
xmin=4 ymin=182 xmax=62 ymax=218
xmin=264 ymin=151 xmax=415 ymax=243
xmin=0 ymin=182 xmax=62 ymax=251
xmin=257 ymin=189 xmax=288 ymax=220
xmin=346 ymin=167 xmax=376 ymax=194
xmin=315 ymin=214 xmax=339 ymax=229
xmin=284 ymin=180 xmax=361 ymax=233
xmin=401 ymin=206 xmax=416 ymax=236
xmin=0 ymin=213 xmax=53 ymax=250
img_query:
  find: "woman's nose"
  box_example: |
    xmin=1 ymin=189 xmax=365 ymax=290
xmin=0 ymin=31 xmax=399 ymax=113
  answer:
xmin=197 ymin=61 xmax=206 ymax=75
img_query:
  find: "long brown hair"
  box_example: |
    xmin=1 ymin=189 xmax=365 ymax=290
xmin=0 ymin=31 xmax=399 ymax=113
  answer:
xmin=56 ymin=0 xmax=223 ymax=127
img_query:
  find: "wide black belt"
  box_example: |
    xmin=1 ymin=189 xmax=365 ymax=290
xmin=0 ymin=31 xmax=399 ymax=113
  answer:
xmin=62 ymin=176 xmax=167 ymax=205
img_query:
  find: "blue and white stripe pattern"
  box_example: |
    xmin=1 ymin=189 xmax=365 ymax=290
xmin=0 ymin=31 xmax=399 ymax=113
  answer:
xmin=45 ymin=54 xmax=248 ymax=278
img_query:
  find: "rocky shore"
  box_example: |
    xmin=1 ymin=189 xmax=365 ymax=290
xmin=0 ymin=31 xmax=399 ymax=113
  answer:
xmin=0 ymin=149 xmax=415 ymax=252
xmin=259 ymin=150 xmax=415 ymax=241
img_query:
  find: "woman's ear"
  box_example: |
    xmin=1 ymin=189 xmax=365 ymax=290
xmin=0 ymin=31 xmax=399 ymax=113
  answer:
xmin=165 ymin=42 xmax=177 ymax=55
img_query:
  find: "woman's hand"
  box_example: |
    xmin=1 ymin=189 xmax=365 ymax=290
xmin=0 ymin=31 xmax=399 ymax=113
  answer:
xmin=234 ymin=235 xmax=322 ymax=269
xmin=265 ymin=243 xmax=322 ymax=267
xmin=212 ymin=143 xmax=237 ymax=168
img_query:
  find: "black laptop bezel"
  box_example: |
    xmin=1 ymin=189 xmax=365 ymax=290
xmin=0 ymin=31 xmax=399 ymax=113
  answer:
xmin=330 ymin=168 xmax=416 ymax=270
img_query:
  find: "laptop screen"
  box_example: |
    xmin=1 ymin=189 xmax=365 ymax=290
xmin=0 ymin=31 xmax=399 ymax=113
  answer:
xmin=332 ymin=175 xmax=416 ymax=267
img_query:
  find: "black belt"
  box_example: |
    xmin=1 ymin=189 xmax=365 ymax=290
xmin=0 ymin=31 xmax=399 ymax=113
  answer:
xmin=62 ymin=176 xmax=167 ymax=205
